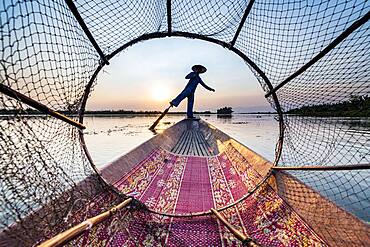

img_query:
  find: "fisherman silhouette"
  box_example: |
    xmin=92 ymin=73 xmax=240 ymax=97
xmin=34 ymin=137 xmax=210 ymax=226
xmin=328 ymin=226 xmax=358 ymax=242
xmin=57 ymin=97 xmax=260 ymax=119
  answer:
xmin=170 ymin=65 xmax=215 ymax=119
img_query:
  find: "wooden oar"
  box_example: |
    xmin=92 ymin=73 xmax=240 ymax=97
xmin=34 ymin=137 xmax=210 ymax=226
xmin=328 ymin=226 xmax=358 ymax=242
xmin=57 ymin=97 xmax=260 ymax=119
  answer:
xmin=149 ymin=105 xmax=172 ymax=130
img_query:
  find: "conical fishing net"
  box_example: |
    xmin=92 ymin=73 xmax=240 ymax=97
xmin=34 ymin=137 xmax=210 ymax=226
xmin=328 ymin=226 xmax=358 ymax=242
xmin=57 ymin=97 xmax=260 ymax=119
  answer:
xmin=1 ymin=0 xmax=369 ymax=246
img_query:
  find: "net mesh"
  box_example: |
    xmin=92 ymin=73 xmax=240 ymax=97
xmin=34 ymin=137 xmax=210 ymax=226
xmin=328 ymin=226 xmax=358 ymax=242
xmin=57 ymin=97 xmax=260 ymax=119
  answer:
xmin=0 ymin=0 xmax=369 ymax=246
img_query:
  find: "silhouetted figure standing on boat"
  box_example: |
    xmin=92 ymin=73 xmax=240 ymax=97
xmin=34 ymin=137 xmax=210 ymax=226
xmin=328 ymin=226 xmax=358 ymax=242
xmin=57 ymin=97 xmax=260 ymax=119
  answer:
xmin=170 ymin=65 xmax=215 ymax=118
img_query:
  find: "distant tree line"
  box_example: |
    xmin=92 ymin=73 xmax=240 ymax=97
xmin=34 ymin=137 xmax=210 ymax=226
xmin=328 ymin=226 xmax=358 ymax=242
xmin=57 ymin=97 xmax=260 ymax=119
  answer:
xmin=216 ymin=107 xmax=233 ymax=115
xmin=84 ymin=110 xmax=216 ymax=115
xmin=286 ymin=95 xmax=370 ymax=117
xmin=0 ymin=108 xmax=42 ymax=115
xmin=0 ymin=108 xmax=215 ymax=115
xmin=0 ymin=106 xmax=277 ymax=116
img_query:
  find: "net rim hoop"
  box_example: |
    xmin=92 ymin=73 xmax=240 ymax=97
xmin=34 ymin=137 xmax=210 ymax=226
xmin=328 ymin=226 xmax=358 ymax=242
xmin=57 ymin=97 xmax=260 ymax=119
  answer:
xmin=77 ymin=31 xmax=284 ymax=217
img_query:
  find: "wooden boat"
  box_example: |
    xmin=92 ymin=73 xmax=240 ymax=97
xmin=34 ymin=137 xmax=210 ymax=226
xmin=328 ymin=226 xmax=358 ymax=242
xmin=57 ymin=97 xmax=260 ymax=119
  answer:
xmin=2 ymin=118 xmax=368 ymax=247
xmin=1 ymin=0 xmax=369 ymax=245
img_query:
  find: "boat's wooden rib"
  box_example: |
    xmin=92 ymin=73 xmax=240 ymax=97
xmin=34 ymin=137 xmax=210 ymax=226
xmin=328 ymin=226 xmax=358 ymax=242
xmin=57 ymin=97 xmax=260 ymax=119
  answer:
xmin=197 ymin=131 xmax=211 ymax=156
xmin=180 ymin=130 xmax=190 ymax=154
xmin=181 ymin=130 xmax=191 ymax=154
xmin=170 ymin=124 xmax=213 ymax=157
xmin=178 ymin=130 xmax=188 ymax=153
xmin=188 ymin=131 xmax=193 ymax=155
xmin=190 ymin=130 xmax=196 ymax=153
xmin=191 ymin=130 xmax=197 ymax=155
xmin=193 ymin=131 xmax=203 ymax=156
xmin=185 ymin=130 xmax=192 ymax=155
xmin=171 ymin=130 xmax=186 ymax=154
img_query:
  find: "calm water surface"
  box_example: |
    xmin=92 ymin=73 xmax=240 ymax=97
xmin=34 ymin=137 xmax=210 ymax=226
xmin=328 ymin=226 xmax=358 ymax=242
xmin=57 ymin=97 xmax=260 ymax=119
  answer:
xmin=83 ymin=114 xmax=279 ymax=167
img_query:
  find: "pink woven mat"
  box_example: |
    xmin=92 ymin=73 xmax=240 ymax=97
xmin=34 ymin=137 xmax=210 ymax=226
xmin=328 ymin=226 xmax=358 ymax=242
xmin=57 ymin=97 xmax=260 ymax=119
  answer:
xmin=69 ymin=146 xmax=327 ymax=246
xmin=113 ymin=146 xmax=260 ymax=213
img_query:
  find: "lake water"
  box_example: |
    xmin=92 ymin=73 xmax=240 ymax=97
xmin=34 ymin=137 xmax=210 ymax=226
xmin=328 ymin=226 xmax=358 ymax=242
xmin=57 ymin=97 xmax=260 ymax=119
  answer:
xmin=83 ymin=114 xmax=370 ymax=222
xmin=83 ymin=114 xmax=279 ymax=167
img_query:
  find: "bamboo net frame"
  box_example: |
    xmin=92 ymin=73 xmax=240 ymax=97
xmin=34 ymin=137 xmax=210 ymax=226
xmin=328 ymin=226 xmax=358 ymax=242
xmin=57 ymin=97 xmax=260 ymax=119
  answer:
xmin=1 ymin=0 xmax=369 ymax=246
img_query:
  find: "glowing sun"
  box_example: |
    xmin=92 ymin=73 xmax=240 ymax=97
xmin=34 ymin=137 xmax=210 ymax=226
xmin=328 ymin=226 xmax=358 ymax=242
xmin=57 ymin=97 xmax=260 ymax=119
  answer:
xmin=152 ymin=85 xmax=170 ymax=101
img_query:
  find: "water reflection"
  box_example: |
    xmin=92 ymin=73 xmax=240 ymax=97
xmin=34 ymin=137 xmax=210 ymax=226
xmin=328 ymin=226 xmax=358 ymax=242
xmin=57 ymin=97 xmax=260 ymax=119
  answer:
xmin=83 ymin=114 xmax=279 ymax=167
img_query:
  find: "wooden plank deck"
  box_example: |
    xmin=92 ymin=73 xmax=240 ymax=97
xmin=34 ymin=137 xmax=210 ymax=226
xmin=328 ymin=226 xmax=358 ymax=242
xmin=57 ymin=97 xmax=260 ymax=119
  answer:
xmin=171 ymin=130 xmax=212 ymax=156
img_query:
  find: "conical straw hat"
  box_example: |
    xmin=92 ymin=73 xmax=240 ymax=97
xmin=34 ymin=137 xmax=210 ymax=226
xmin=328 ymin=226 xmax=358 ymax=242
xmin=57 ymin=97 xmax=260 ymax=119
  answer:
xmin=191 ymin=65 xmax=207 ymax=73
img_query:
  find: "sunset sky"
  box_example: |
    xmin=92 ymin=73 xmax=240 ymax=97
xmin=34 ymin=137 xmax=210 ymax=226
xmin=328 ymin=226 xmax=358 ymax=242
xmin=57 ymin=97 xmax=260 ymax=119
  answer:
xmin=87 ymin=37 xmax=273 ymax=113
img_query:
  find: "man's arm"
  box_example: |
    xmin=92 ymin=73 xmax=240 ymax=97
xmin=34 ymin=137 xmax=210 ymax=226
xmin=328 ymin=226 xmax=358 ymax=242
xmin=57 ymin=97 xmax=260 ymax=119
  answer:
xmin=185 ymin=72 xmax=196 ymax=79
xmin=199 ymin=79 xmax=215 ymax=92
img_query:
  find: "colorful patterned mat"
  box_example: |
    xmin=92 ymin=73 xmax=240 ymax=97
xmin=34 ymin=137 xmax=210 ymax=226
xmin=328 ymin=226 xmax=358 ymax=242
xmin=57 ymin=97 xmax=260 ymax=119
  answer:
xmin=68 ymin=145 xmax=327 ymax=246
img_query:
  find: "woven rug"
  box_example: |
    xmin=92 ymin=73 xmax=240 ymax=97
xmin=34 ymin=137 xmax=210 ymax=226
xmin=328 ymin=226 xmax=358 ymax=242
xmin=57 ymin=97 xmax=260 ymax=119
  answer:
xmin=65 ymin=145 xmax=327 ymax=246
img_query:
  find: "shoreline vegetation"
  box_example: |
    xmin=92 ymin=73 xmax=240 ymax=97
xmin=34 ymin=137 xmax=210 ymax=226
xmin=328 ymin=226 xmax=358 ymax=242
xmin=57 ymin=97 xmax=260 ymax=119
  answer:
xmin=286 ymin=95 xmax=369 ymax=117
xmin=0 ymin=108 xmax=274 ymax=116
xmin=1 ymin=96 xmax=369 ymax=117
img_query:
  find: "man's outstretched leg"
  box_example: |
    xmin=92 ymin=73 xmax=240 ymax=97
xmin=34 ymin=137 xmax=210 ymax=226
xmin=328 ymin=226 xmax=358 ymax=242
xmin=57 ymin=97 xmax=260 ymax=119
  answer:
xmin=187 ymin=93 xmax=194 ymax=118
xmin=170 ymin=90 xmax=188 ymax=107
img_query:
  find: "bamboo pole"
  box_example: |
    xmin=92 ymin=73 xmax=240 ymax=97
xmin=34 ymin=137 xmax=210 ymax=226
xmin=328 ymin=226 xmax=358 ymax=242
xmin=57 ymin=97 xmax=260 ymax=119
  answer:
xmin=210 ymin=208 xmax=259 ymax=247
xmin=149 ymin=105 xmax=172 ymax=130
xmin=230 ymin=0 xmax=255 ymax=46
xmin=38 ymin=198 xmax=132 ymax=247
xmin=167 ymin=0 xmax=171 ymax=34
xmin=64 ymin=0 xmax=109 ymax=65
xmin=265 ymin=11 xmax=370 ymax=97
xmin=0 ymin=83 xmax=86 ymax=129
xmin=271 ymin=163 xmax=370 ymax=171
